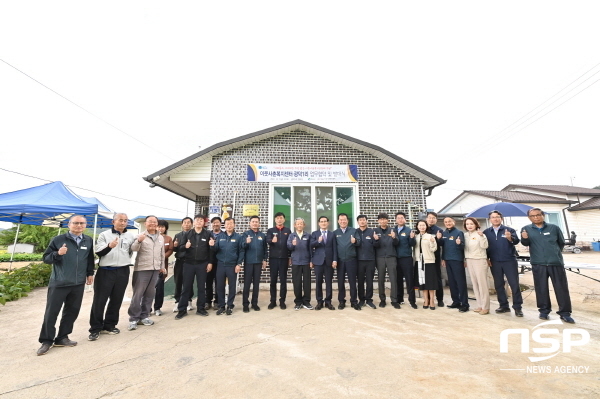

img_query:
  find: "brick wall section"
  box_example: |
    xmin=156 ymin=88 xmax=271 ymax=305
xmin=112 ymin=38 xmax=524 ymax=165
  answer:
xmin=203 ymin=131 xmax=428 ymax=285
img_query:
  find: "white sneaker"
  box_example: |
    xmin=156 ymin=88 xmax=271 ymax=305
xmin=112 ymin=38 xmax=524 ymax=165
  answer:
xmin=154 ymin=309 xmax=163 ymax=316
xmin=187 ymin=301 xmax=194 ymax=311
xmin=128 ymin=321 xmax=137 ymax=331
xmin=173 ymin=302 xmax=179 ymax=313
xmin=139 ymin=318 xmax=154 ymax=326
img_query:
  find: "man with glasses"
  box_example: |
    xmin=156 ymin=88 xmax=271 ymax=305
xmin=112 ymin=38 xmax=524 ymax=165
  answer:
xmin=521 ymin=208 xmax=575 ymax=323
xmin=37 ymin=215 xmax=95 ymax=356
xmin=483 ymin=210 xmax=523 ymax=317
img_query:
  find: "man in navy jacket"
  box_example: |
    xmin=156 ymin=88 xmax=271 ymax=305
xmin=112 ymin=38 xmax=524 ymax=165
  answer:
xmin=483 ymin=210 xmax=523 ymax=317
xmin=394 ymin=212 xmax=417 ymax=309
xmin=241 ymin=216 xmax=267 ymax=313
xmin=212 ymin=218 xmax=245 ymax=315
xmin=266 ymin=212 xmax=292 ymax=310
xmin=440 ymin=217 xmax=468 ymax=312
xmin=310 ymin=216 xmax=338 ymax=310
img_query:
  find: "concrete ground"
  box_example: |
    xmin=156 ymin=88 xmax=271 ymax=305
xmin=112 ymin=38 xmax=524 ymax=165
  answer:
xmin=0 ymin=253 xmax=599 ymax=399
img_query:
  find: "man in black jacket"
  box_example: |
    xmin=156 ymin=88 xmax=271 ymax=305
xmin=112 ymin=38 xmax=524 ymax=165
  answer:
xmin=171 ymin=217 xmax=193 ymax=312
xmin=37 ymin=215 xmax=95 ymax=356
xmin=374 ymin=213 xmax=400 ymax=309
xmin=266 ymin=212 xmax=292 ymax=309
xmin=175 ymin=214 xmax=214 ymax=320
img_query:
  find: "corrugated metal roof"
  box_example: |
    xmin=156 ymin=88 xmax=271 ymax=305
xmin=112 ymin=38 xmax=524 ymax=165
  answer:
xmin=502 ymin=184 xmax=600 ymax=195
xmin=569 ymin=197 xmax=600 ymax=211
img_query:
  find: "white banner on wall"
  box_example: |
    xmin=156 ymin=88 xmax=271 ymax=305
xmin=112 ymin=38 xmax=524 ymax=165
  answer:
xmin=247 ymin=164 xmax=358 ymax=182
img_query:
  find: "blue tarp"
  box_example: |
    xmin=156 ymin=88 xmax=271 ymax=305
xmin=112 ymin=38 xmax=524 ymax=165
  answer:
xmin=0 ymin=181 xmax=98 ymax=225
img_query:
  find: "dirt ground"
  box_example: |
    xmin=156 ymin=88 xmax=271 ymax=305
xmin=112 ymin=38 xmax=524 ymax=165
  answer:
xmin=0 ymin=253 xmax=598 ymax=398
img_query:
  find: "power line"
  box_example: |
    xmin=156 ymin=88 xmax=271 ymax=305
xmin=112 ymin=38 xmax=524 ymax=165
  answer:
xmin=0 ymin=167 xmax=186 ymax=214
xmin=468 ymin=62 xmax=600 ymax=155
xmin=0 ymin=59 xmax=175 ymax=161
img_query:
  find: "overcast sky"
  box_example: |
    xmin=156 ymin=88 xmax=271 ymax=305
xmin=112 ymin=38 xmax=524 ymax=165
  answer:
xmin=1 ymin=1 xmax=599 ymax=228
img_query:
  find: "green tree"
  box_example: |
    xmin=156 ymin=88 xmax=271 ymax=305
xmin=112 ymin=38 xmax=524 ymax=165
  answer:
xmin=594 ymin=185 xmax=600 ymax=189
xmin=0 ymin=225 xmax=60 ymax=253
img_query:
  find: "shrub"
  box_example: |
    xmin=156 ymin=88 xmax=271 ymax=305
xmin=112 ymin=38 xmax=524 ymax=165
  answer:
xmin=0 ymin=262 xmax=52 ymax=305
xmin=0 ymin=253 xmax=44 ymax=262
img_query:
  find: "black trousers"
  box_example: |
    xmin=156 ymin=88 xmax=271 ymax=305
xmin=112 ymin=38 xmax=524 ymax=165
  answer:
xmin=206 ymin=260 xmax=218 ymax=304
xmin=314 ymin=263 xmax=335 ymax=304
xmin=490 ymin=259 xmax=523 ymax=310
xmin=338 ymin=259 xmax=358 ymax=305
xmin=179 ymin=261 xmax=208 ymax=311
xmin=397 ymin=256 xmax=416 ymax=304
xmin=357 ymin=260 xmax=376 ymax=303
xmin=89 ymin=267 xmax=130 ymax=333
xmin=216 ymin=265 xmax=238 ymax=309
xmin=446 ymin=260 xmax=469 ymax=308
xmin=532 ymin=264 xmax=572 ymax=316
xmin=173 ymin=258 xmax=191 ymax=303
xmin=39 ymin=284 xmax=85 ymax=344
xmin=269 ymin=258 xmax=289 ymax=304
xmin=434 ymin=260 xmax=444 ymax=302
xmin=292 ymin=264 xmax=311 ymax=305
xmin=243 ymin=263 xmax=262 ymax=306
xmin=154 ymin=272 xmax=165 ymax=311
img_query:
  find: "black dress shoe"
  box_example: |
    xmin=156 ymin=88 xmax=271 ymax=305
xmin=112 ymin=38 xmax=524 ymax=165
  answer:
xmin=437 ymin=300 xmax=445 ymax=308
xmin=280 ymin=303 xmax=287 ymax=310
xmin=495 ymin=307 xmax=511 ymax=313
xmin=353 ymin=304 xmax=362 ymax=310
xmin=226 ymin=307 xmax=233 ymax=315
xmin=37 ymin=343 xmax=52 ymax=356
xmin=539 ymin=313 xmax=550 ymax=320
xmin=216 ymin=307 xmax=226 ymax=315
xmin=379 ymin=301 xmax=386 ymax=308
xmin=243 ymin=306 xmax=250 ymax=313
xmin=447 ymin=303 xmax=461 ymax=309
xmin=515 ymin=309 xmax=524 ymax=317
xmin=326 ymin=303 xmax=335 ymax=310
xmin=410 ymin=303 xmax=418 ymax=309
xmin=315 ymin=303 xmax=323 ymax=310
xmin=392 ymin=302 xmax=401 ymax=309
xmin=338 ymin=303 xmax=345 ymax=310
xmin=175 ymin=310 xmax=188 ymax=320
xmin=196 ymin=309 xmax=209 ymax=317
xmin=560 ymin=315 xmax=575 ymax=324
xmin=458 ymin=307 xmax=469 ymax=313
xmin=54 ymin=338 xmax=77 ymax=347
xmin=268 ymin=302 xmax=276 ymax=310
xmin=251 ymin=305 xmax=261 ymax=311
xmin=358 ymin=301 xmax=365 ymax=307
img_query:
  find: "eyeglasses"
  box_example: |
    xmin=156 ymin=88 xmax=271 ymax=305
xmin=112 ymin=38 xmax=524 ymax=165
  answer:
xmin=70 ymin=222 xmax=87 ymax=225
xmin=529 ymin=214 xmax=544 ymax=218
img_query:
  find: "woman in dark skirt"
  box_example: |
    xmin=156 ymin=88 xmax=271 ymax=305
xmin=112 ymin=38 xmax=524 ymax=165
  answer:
xmin=413 ymin=220 xmax=438 ymax=309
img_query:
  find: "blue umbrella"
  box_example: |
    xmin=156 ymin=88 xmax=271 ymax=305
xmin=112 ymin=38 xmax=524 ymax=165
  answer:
xmin=466 ymin=202 xmax=534 ymax=218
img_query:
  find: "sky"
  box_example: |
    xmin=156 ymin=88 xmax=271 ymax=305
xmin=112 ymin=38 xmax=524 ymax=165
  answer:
xmin=1 ymin=1 xmax=599 ymax=228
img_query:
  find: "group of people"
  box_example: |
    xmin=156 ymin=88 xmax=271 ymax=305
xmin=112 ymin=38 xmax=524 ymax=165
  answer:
xmin=36 ymin=207 xmax=576 ymax=356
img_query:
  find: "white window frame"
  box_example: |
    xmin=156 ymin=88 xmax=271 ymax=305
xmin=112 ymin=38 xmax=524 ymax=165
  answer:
xmin=268 ymin=183 xmax=360 ymax=230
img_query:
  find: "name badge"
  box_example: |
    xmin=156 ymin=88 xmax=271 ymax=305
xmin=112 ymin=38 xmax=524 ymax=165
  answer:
xmin=220 ymin=239 xmax=226 ymax=241
xmin=81 ymin=246 xmax=88 ymax=250
xmin=231 ymin=239 xmax=236 ymax=242
xmin=201 ymin=238 xmax=206 ymax=241
xmin=543 ymin=232 xmax=550 ymax=235
xmin=366 ymin=236 xmax=371 ymax=240
xmin=165 ymin=243 xmax=170 ymax=246
xmin=337 ymin=235 xmax=342 ymax=238
xmin=302 ymin=237 xmax=307 ymax=240
xmin=449 ymin=236 xmax=454 ymax=240
xmin=401 ymin=233 xmax=406 ymax=236
xmin=258 ymin=237 xmax=263 ymax=240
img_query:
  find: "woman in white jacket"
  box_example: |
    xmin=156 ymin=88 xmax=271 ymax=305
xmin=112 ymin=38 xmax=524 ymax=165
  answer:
xmin=413 ymin=220 xmax=438 ymax=309
xmin=463 ymin=217 xmax=490 ymax=315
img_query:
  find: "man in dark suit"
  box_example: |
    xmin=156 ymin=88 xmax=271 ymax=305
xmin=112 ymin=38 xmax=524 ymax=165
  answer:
xmin=310 ymin=216 xmax=338 ymax=310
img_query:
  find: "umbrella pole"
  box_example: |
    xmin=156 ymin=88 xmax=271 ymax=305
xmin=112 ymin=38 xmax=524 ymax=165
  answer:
xmin=8 ymin=222 xmax=22 ymax=272
xmin=93 ymin=214 xmax=98 ymax=244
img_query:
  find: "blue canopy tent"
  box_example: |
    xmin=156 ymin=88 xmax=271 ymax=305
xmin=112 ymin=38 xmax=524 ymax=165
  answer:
xmin=0 ymin=182 xmax=99 ymax=270
xmin=0 ymin=181 xmax=135 ymax=271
